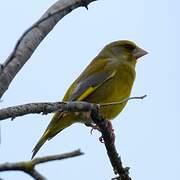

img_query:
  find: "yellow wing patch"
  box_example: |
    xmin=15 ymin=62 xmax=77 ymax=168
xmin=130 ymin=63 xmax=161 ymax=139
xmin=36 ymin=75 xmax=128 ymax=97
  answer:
xmin=77 ymin=87 xmax=95 ymax=101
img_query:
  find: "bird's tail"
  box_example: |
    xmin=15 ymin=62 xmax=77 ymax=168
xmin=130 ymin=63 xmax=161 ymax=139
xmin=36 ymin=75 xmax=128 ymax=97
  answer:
xmin=31 ymin=112 xmax=77 ymax=159
xmin=31 ymin=130 xmax=49 ymax=159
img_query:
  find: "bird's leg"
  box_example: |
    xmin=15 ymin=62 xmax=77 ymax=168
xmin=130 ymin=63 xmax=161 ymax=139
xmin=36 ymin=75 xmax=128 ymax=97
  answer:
xmin=99 ymin=121 xmax=115 ymax=144
xmin=82 ymin=111 xmax=101 ymax=134
xmin=75 ymin=111 xmax=92 ymax=118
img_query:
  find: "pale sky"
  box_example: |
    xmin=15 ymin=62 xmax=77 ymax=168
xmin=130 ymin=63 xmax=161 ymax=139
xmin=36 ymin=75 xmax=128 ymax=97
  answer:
xmin=0 ymin=0 xmax=179 ymax=180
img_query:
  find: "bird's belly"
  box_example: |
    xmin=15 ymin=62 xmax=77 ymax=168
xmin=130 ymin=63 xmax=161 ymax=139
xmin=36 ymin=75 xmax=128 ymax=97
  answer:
xmin=85 ymin=75 xmax=134 ymax=120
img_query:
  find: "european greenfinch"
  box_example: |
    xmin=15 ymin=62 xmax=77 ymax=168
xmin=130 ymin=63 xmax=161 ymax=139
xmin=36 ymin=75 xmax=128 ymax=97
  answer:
xmin=32 ymin=40 xmax=147 ymax=158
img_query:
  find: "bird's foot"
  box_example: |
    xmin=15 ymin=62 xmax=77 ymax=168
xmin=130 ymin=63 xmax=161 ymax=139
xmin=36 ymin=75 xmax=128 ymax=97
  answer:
xmin=85 ymin=122 xmax=101 ymax=134
xmin=90 ymin=124 xmax=101 ymax=134
xmin=85 ymin=121 xmax=115 ymax=143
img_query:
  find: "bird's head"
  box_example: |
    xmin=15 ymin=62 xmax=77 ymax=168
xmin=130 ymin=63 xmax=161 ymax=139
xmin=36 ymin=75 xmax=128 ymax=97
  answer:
xmin=99 ymin=40 xmax=148 ymax=65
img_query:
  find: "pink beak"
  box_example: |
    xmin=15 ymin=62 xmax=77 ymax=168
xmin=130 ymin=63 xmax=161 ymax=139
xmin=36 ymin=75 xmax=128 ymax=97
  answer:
xmin=132 ymin=47 xmax=148 ymax=59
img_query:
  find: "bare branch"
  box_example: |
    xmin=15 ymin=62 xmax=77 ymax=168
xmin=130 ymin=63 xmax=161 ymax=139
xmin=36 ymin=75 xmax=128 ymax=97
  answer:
xmin=0 ymin=0 xmax=97 ymax=98
xmin=31 ymin=149 xmax=84 ymax=165
xmin=0 ymin=101 xmax=93 ymax=121
xmin=0 ymin=149 xmax=83 ymax=180
xmin=90 ymin=107 xmax=131 ymax=180
xmin=0 ymin=96 xmax=145 ymax=178
xmin=0 ymin=95 xmax=146 ymax=121
xmin=0 ymin=97 xmax=145 ymax=179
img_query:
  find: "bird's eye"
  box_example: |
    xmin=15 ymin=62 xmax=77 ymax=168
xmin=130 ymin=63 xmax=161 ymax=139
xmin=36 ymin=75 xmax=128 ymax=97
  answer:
xmin=124 ymin=44 xmax=135 ymax=51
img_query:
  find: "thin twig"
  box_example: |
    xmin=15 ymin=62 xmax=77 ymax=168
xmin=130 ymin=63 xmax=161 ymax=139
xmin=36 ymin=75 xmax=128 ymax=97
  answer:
xmin=0 ymin=149 xmax=83 ymax=180
xmin=100 ymin=95 xmax=147 ymax=107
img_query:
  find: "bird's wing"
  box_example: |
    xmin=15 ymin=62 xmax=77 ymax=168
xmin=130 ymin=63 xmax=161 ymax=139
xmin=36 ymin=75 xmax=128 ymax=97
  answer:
xmin=68 ymin=70 xmax=116 ymax=101
xmin=63 ymin=56 xmax=110 ymax=101
xmin=61 ymin=56 xmax=116 ymax=101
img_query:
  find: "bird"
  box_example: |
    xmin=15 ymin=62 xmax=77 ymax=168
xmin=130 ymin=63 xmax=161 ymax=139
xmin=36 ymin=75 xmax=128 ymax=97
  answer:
xmin=32 ymin=40 xmax=147 ymax=159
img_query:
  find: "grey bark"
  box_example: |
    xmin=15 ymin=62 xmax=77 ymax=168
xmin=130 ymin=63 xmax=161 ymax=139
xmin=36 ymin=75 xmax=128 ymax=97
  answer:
xmin=0 ymin=0 xmax=97 ymax=98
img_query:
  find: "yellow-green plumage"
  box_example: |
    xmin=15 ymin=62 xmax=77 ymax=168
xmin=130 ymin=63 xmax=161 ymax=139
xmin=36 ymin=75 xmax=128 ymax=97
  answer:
xmin=32 ymin=40 xmax=147 ymax=159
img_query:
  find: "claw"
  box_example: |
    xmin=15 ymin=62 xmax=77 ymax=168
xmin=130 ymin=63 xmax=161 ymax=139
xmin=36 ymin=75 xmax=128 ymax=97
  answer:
xmin=90 ymin=124 xmax=100 ymax=134
xmin=85 ymin=123 xmax=100 ymax=134
xmin=90 ymin=128 xmax=94 ymax=135
xmin=99 ymin=136 xmax=104 ymax=143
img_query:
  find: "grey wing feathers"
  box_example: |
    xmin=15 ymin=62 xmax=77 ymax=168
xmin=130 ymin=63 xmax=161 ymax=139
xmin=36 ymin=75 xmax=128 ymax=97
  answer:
xmin=69 ymin=71 xmax=116 ymax=101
